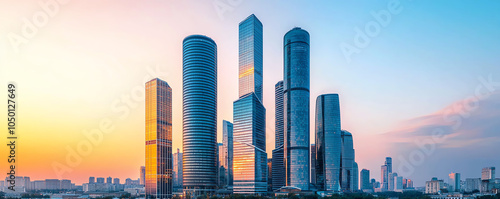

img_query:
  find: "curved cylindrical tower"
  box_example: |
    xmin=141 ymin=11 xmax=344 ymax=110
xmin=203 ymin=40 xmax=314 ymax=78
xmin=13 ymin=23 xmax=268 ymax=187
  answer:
xmin=182 ymin=35 xmax=217 ymax=196
xmin=315 ymin=94 xmax=342 ymax=191
xmin=283 ymin=27 xmax=310 ymax=190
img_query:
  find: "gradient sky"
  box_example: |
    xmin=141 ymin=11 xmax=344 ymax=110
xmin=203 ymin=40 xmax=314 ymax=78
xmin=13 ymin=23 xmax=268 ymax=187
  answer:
xmin=1 ymin=0 xmax=499 ymax=186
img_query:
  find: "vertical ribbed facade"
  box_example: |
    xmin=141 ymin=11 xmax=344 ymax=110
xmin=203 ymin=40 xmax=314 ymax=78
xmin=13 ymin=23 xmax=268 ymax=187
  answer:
xmin=272 ymin=80 xmax=285 ymax=191
xmin=223 ymin=120 xmax=234 ymax=189
xmin=341 ymin=130 xmax=354 ymax=191
xmin=315 ymin=94 xmax=341 ymax=192
xmin=145 ymin=78 xmax=173 ymax=199
xmin=284 ymin=27 xmax=310 ymax=191
xmin=182 ymin=35 xmax=217 ymax=196
xmin=233 ymin=14 xmax=267 ymax=195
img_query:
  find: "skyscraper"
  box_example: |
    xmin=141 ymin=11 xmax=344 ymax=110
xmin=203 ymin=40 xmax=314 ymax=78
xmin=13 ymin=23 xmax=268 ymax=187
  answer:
xmin=311 ymin=144 xmax=316 ymax=185
xmin=89 ymin=177 xmax=95 ymax=184
xmin=272 ymin=80 xmax=285 ymax=191
xmin=145 ymin=78 xmax=173 ymax=199
xmin=182 ymin=35 xmax=218 ymax=196
xmin=218 ymin=143 xmax=226 ymax=187
xmin=284 ymin=27 xmax=310 ymax=191
xmin=107 ymin=176 xmax=112 ymax=184
xmin=361 ymin=169 xmax=371 ymax=190
xmin=223 ymin=120 xmax=234 ymax=190
xmin=482 ymin=167 xmax=495 ymax=180
xmin=140 ymin=166 xmax=145 ymax=185
xmin=315 ymin=94 xmax=342 ymax=192
xmin=233 ymin=14 xmax=267 ymax=195
xmin=97 ymin=177 xmax=105 ymax=184
xmin=353 ymin=162 xmax=359 ymax=191
xmin=341 ymin=130 xmax=355 ymax=191
xmin=173 ymin=149 xmax=183 ymax=189
xmin=449 ymin=172 xmax=461 ymax=192
xmin=381 ymin=157 xmax=392 ymax=191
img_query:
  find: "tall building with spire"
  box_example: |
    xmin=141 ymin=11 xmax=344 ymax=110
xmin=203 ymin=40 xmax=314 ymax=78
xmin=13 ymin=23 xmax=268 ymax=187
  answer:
xmin=233 ymin=14 xmax=267 ymax=195
xmin=145 ymin=78 xmax=173 ymax=198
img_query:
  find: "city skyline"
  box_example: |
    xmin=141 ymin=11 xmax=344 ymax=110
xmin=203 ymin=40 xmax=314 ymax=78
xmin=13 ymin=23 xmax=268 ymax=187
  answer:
xmin=1 ymin=1 xmax=500 ymax=187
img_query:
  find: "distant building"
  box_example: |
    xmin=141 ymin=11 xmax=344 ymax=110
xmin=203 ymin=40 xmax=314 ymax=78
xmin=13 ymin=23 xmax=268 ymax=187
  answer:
xmin=388 ymin=173 xmax=398 ymax=191
xmin=89 ymin=177 xmax=95 ymax=184
xmin=113 ymin=178 xmax=120 ymax=185
xmin=381 ymin=157 xmax=392 ymax=191
xmin=107 ymin=177 xmax=112 ymax=184
xmin=140 ymin=166 xmax=145 ymax=185
xmin=482 ymin=167 xmax=496 ymax=181
xmin=449 ymin=172 xmax=461 ymax=192
xmin=311 ymin=144 xmax=316 ymax=186
xmin=361 ymin=169 xmax=371 ymax=191
xmin=353 ymin=162 xmax=359 ymax=191
xmin=96 ymin=178 xmax=105 ymax=184
xmin=464 ymin=178 xmax=481 ymax=192
xmin=173 ymin=148 xmax=183 ymax=189
xmin=395 ymin=176 xmax=403 ymax=192
xmin=222 ymin=120 xmax=233 ymax=190
xmin=426 ymin=178 xmax=444 ymax=194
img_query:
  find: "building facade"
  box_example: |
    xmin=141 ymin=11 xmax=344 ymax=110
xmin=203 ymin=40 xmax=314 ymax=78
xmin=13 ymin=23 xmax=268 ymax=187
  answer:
xmin=145 ymin=78 xmax=173 ymax=198
xmin=284 ymin=27 xmax=310 ymax=191
xmin=222 ymin=120 xmax=234 ymax=190
xmin=315 ymin=94 xmax=341 ymax=191
xmin=173 ymin=149 xmax=183 ymax=189
xmin=182 ymin=35 xmax=218 ymax=196
xmin=311 ymin=144 xmax=316 ymax=186
xmin=233 ymin=14 xmax=267 ymax=195
xmin=272 ymin=81 xmax=285 ymax=191
xmin=449 ymin=172 xmax=461 ymax=192
xmin=361 ymin=169 xmax=371 ymax=191
xmin=341 ymin=130 xmax=355 ymax=191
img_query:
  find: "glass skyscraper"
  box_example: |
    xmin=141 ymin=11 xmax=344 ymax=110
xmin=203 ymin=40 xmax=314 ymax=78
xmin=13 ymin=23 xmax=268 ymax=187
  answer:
xmin=284 ymin=27 xmax=310 ymax=191
xmin=145 ymin=78 xmax=173 ymax=199
xmin=238 ymin=14 xmax=263 ymax=101
xmin=341 ymin=130 xmax=355 ymax=191
xmin=233 ymin=14 xmax=267 ymax=195
xmin=173 ymin=149 xmax=183 ymax=189
xmin=381 ymin=157 xmax=392 ymax=191
xmin=182 ymin=35 xmax=218 ymax=196
xmin=315 ymin=94 xmax=341 ymax=192
xmin=272 ymin=80 xmax=285 ymax=191
xmin=360 ymin=169 xmax=371 ymax=190
xmin=223 ymin=120 xmax=234 ymax=190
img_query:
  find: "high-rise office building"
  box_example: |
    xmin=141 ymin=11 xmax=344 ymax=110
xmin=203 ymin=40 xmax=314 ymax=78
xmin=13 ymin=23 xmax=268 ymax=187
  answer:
xmin=341 ymin=130 xmax=355 ymax=191
xmin=182 ymin=35 xmax=218 ymax=196
xmin=449 ymin=172 xmax=461 ymax=192
xmin=284 ymin=27 xmax=310 ymax=191
xmin=140 ymin=166 xmax=145 ymax=185
xmin=311 ymin=144 xmax=316 ymax=185
xmin=353 ymin=162 xmax=359 ymax=191
xmin=97 ymin=177 xmax=104 ymax=184
xmin=223 ymin=120 xmax=234 ymax=190
xmin=218 ymin=143 xmax=226 ymax=187
xmin=89 ymin=177 xmax=95 ymax=184
xmin=361 ymin=169 xmax=371 ymax=190
xmin=107 ymin=177 xmax=112 ymax=184
xmin=233 ymin=14 xmax=267 ymax=195
xmin=381 ymin=157 xmax=392 ymax=191
xmin=464 ymin=178 xmax=481 ymax=192
xmin=173 ymin=149 xmax=183 ymax=189
xmin=267 ymin=158 xmax=273 ymax=191
xmin=113 ymin=178 xmax=120 ymax=185
xmin=145 ymin=78 xmax=173 ymax=199
xmin=315 ymin=94 xmax=341 ymax=192
xmin=482 ymin=167 xmax=496 ymax=180
xmin=272 ymin=81 xmax=285 ymax=191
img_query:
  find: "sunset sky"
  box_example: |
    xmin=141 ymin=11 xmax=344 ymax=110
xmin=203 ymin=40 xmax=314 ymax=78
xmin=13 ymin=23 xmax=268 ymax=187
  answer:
xmin=1 ymin=0 xmax=499 ymax=186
